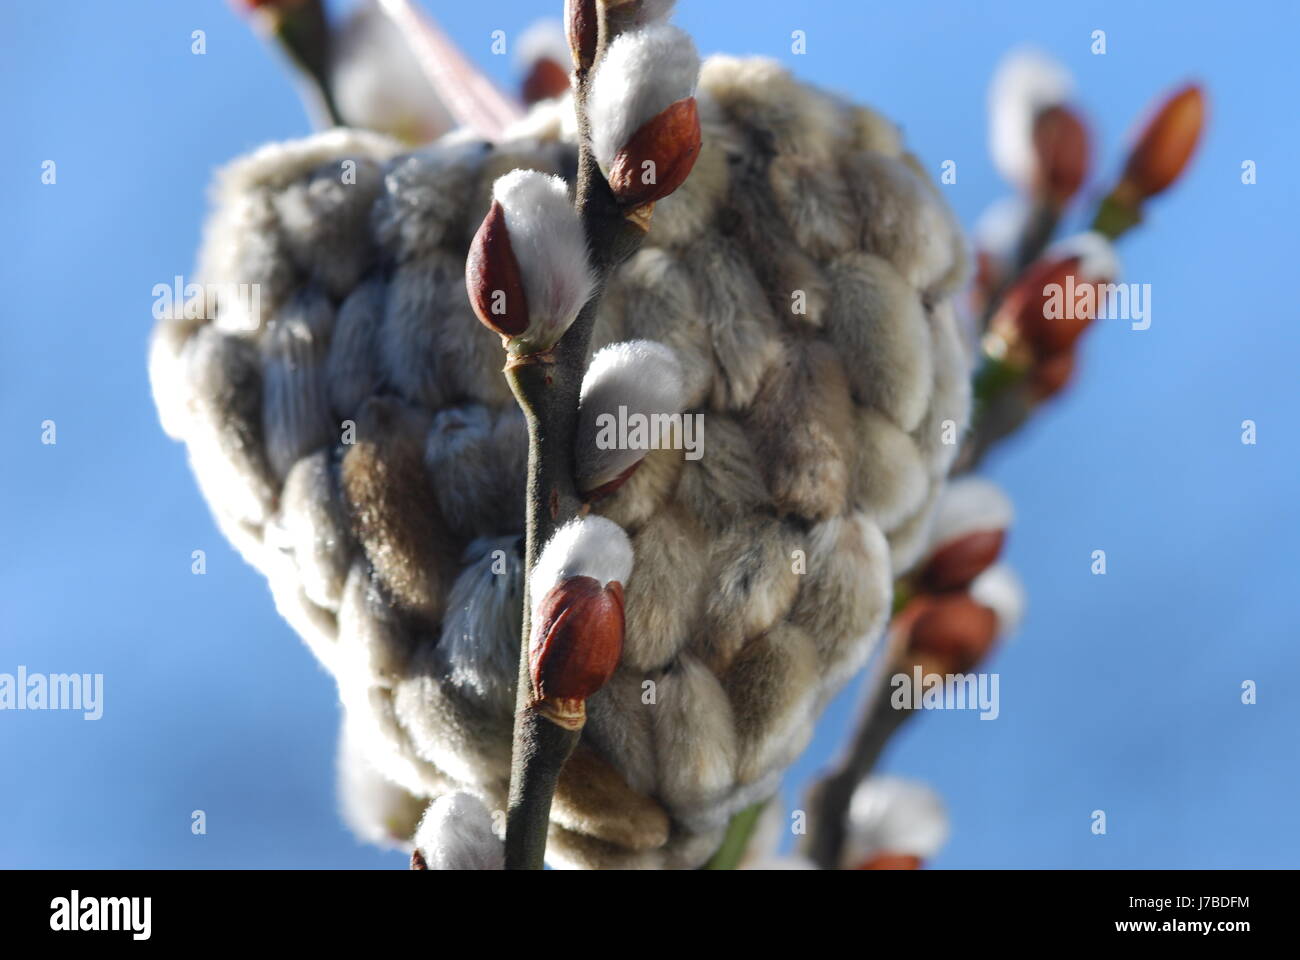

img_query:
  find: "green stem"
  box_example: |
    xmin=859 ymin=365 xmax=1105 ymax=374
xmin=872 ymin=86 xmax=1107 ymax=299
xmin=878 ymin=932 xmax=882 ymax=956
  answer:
xmin=704 ymin=802 xmax=767 ymax=870
xmin=1090 ymin=190 xmax=1143 ymax=242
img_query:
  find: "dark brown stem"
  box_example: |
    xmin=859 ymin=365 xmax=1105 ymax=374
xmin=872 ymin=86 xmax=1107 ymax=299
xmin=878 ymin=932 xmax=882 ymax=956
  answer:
xmin=272 ymin=0 xmax=344 ymax=128
xmin=502 ymin=356 xmax=584 ymax=869
xmin=1010 ymin=203 xmax=1060 ymax=279
xmin=977 ymin=201 xmax=1059 ymax=336
xmin=954 ymin=375 xmax=1035 ymax=474
xmin=500 ymin=48 xmax=649 ymax=871
xmin=804 ymin=660 xmax=915 ymax=870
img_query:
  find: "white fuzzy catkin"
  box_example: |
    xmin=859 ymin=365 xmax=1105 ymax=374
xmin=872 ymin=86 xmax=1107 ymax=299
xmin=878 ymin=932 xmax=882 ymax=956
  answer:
xmin=439 ymin=537 xmax=523 ymax=710
xmin=333 ymin=0 xmax=454 ymax=144
xmin=588 ymin=23 xmax=699 ymax=174
xmin=988 ymin=49 xmax=1072 ymax=192
xmin=575 ymin=340 xmax=686 ymax=493
xmin=491 ymin=170 xmax=594 ymax=354
xmin=337 ymin=712 xmax=425 ymax=850
xmin=155 ymin=51 xmax=976 ymax=870
xmin=529 ymin=516 xmax=634 ymax=629
xmin=973 ymin=194 xmax=1032 ymax=266
xmin=927 ymin=476 xmax=1015 ymax=551
xmin=413 ymin=793 xmax=504 ymax=870
xmin=1048 ymin=230 xmax=1121 ymax=282
xmin=515 ymin=19 xmax=569 ymax=69
xmin=844 ymin=776 xmax=950 ymax=866
xmin=612 ymin=0 xmax=679 ymax=26
xmin=970 ymin=563 xmax=1027 ymax=636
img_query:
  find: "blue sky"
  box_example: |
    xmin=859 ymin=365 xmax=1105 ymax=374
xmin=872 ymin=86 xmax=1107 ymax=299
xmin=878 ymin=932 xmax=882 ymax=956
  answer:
xmin=2 ymin=0 xmax=1297 ymax=868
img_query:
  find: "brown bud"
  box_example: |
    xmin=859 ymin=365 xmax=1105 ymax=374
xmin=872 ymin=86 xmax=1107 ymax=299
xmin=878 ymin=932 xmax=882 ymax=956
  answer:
xmin=522 ymin=58 xmax=571 ymax=105
xmin=1032 ymin=104 xmax=1089 ymax=209
xmin=991 ymin=253 xmax=1111 ymax=359
xmin=972 ymin=249 xmax=1003 ymax=315
xmin=529 ymin=576 xmax=625 ymax=729
xmin=854 ymin=853 xmax=923 ymax=870
xmin=1122 ymin=84 xmax=1205 ymax=200
xmin=607 ymin=97 xmax=701 ymax=209
xmin=919 ymin=529 xmax=1006 ymax=593
xmin=233 ymin=0 xmax=308 ymax=11
xmin=905 ymin=594 xmax=999 ymax=675
xmin=465 ymin=200 xmax=529 ymax=340
xmin=565 ymin=0 xmax=600 ymax=72
xmin=1030 ymin=348 xmax=1076 ymax=401
xmin=410 ymin=849 xmax=428 ymax=870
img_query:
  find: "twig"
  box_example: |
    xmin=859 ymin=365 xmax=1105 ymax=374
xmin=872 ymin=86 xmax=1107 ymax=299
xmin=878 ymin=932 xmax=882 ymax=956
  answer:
xmin=501 ymin=35 xmax=650 ymax=871
xmin=268 ymin=0 xmax=344 ymax=128
xmin=804 ymin=643 xmax=915 ymax=869
xmin=977 ymin=202 xmax=1059 ymax=335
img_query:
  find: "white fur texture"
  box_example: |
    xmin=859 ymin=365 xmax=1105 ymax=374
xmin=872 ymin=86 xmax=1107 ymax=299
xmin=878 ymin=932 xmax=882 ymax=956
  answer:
xmin=973 ymin=194 xmax=1031 ymax=265
xmin=516 ymin=18 xmax=569 ymax=68
xmin=155 ymin=51 xmax=976 ymax=869
xmin=588 ymin=24 xmax=699 ymax=173
xmin=529 ymin=516 xmax=634 ymax=628
xmin=1048 ymin=230 xmax=1121 ymax=282
xmin=988 ymin=49 xmax=1072 ymax=191
xmin=928 ymin=476 xmax=1014 ymax=552
xmin=492 ymin=170 xmax=594 ymax=354
xmin=337 ymin=712 xmax=426 ymax=850
xmin=413 ymin=792 xmax=504 ymax=870
xmin=844 ymin=776 xmax=950 ymax=866
xmin=576 ymin=340 xmax=685 ymax=492
xmin=440 ymin=537 xmax=524 ymax=711
xmin=332 ymin=1 xmax=453 ymax=144
xmin=612 ymin=0 xmax=679 ymax=26
xmin=970 ymin=563 xmax=1027 ymax=636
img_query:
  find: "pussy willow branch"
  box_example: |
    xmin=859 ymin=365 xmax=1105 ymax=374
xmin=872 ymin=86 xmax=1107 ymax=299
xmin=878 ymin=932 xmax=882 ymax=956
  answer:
xmin=803 ymin=197 xmax=1074 ymax=867
xmin=803 ymin=175 xmax=1150 ymax=866
xmin=978 ymin=201 xmax=1059 ymax=334
xmin=803 ymin=624 xmax=916 ymax=869
xmin=502 ymin=50 xmax=649 ymax=871
xmin=273 ymin=0 xmax=344 ymax=128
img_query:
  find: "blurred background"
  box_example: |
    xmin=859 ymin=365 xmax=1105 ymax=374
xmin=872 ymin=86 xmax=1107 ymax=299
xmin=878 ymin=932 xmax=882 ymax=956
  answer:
xmin=2 ymin=0 xmax=1296 ymax=868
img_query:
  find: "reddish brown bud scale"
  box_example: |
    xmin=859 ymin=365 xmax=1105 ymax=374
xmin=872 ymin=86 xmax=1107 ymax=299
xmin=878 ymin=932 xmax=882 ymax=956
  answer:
xmin=607 ymin=97 xmax=701 ymax=209
xmin=565 ymin=0 xmax=600 ymax=72
xmin=529 ymin=577 xmax=625 ymax=729
xmin=1123 ymin=84 xmax=1205 ymax=200
xmin=993 ymin=254 xmax=1104 ymax=359
xmin=1030 ymin=348 xmax=1076 ymax=401
xmin=232 ymin=0 xmax=308 ymax=12
xmin=906 ymin=594 xmax=1000 ymax=675
xmin=919 ymin=529 xmax=1007 ymax=593
xmin=466 ymin=200 xmax=530 ymax=339
xmin=1033 ymin=104 xmax=1089 ymax=209
xmin=972 ymin=249 xmax=1002 ymax=313
xmin=522 ymin=58 xmax=572 ymax=106
xmin=579 ymin=459 xmax=643 ymax=503
xmin=854 ymin=853 xmax=923 ymax=870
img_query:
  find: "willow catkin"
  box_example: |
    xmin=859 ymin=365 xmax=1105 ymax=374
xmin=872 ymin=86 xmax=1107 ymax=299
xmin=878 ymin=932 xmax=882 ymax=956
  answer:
xmin=151 ymin=56 xmax=970 ymax=869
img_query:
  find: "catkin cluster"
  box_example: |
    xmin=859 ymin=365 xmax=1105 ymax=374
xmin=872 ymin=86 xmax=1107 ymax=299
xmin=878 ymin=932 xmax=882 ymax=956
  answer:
xmin=151 ymin=55 xmax=971 ymax=869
